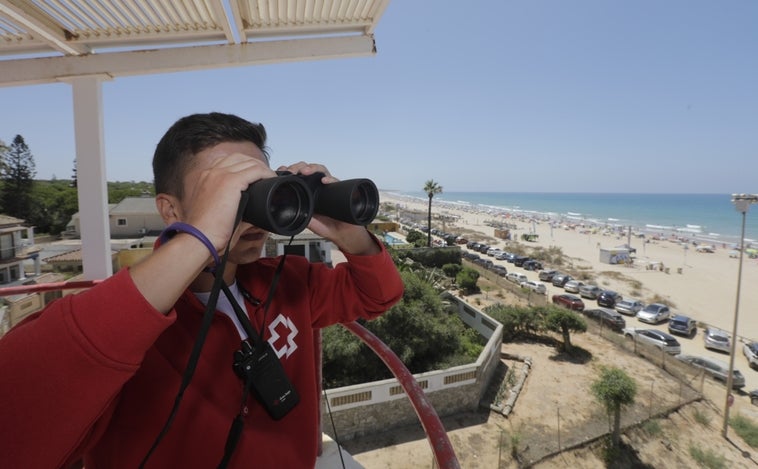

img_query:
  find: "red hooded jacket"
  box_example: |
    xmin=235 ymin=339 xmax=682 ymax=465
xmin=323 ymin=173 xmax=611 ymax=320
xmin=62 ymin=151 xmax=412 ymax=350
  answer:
xmin=0 ymin=243 xmax=403 ymax=468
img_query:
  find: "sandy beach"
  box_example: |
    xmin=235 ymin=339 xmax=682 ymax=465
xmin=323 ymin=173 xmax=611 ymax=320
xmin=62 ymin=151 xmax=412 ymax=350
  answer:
xmin=380 ymin=191 xmax=758 ymax=388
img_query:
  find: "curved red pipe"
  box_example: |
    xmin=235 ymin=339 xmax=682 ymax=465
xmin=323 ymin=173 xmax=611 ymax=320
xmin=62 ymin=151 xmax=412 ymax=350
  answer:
xmin=341 ymin=321 xmax=460 ymax=469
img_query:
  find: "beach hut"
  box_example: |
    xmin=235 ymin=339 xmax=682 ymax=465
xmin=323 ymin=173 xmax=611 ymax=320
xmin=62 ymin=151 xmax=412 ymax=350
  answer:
xmin=599 ymin=248 xmax=632 ymax=265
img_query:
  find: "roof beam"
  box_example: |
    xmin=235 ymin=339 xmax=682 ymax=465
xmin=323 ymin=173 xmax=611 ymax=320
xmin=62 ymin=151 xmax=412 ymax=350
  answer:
xmin=0 ymin=34 xmax=376 ymax=87
xmin=0 ymin=0 xmax=90 ymax=55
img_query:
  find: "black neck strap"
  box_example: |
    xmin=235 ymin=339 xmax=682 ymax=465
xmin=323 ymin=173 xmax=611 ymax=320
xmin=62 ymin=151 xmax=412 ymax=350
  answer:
xmin=140 ymin=193 xmax=249 ymax=468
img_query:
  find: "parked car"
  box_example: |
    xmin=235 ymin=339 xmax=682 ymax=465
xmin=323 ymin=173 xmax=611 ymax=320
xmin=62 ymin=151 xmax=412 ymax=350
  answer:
xmin=615 ymin=299 xmax=644 ymax=316
xmin=539 ymin=269 xmax=557 ymax=282
xmin=513 ymin=255 xmax=530 ymax=267
xmin=486 ymin=248 xmax=502 ymax=257
xmin=523 ymin=260 xmax=543 ymax=271
xmin=552 ymin=293 xmax=585 ymax=311
xmin=750 ymin=389 xmax=758 ymax=406
xmin=597 ymin=290 xmax=622 ymax=308
xmin=583 ymin=308 xmax=626 ymax=332
xmin=506 ymin=272 xmax=528 ymax=284
xmin=743 ymin=342 xmax=758 ymax=369
xmin=551 ymin=273 xmax=572 ymax=287
xmin=495 ymin=251 xmax=511 ymax=261
xmin=623 ymin=328 xmax=681 ymax=354
xmin=668 ymin=315 xmax=697 ymax=337
xmin=563 ymin=280 xmax=585 ymax=293
xmin=521 ymin=280 xmax=547 ymax=294
xmin=636 ymin=303 xmax=671 ymax=324
xmin=703 ymin=327 xmax=731 ymax=353
xmin=503 ymin=252 xmax=518 ymax=263
xmin=676 ymin=355 xmax=745 ymax=389
xmin=579 ymin=284 xmax=603 ymax=299
xmin=491 ymin=265 xmax=508 ymax=277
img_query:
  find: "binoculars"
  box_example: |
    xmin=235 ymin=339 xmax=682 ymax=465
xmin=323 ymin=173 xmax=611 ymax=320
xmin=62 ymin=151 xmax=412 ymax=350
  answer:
xmin=241 ymin=171 xmax=379 ymax=236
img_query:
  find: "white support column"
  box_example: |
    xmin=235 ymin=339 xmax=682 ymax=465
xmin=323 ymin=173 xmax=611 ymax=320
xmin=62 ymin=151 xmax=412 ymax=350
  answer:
xmin=69 ymin=75 xmax=112 ymax=280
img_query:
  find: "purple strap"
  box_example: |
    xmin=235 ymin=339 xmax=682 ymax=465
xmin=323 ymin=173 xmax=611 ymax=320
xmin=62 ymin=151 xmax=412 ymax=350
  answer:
xmin=159 ymin=222 xmax=221 ymax=269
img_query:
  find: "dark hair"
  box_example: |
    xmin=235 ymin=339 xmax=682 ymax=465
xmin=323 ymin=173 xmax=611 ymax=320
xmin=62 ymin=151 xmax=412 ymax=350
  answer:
xmin=153 ymin=112 xmax=270 ymax=198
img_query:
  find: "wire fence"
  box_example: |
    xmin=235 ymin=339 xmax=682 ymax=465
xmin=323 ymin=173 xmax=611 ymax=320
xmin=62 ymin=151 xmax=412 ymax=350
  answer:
xmin=501 ymin=320 xmax=707 ymax=467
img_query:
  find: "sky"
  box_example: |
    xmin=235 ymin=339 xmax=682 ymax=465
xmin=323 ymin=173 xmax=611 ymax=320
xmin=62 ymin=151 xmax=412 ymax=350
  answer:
xmin=0 ymin=0 xmax=757 ymax=194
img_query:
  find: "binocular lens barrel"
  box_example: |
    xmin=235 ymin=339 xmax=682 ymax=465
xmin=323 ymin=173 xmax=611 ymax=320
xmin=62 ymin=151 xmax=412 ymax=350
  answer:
xmin=242 ymin=172 xmax=379 ymax=236
xmin=243 ymin=176 xmax=312 ymax=236
xmin=313 ymin=179 xmax=379 ymax=226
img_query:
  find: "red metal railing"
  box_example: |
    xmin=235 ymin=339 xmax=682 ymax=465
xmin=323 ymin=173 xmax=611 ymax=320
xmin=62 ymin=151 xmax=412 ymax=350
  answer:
xmin=341 ymin=321 xmax=461 ymax=469
xmin=0 ymin=281 xmax=460 ymax=468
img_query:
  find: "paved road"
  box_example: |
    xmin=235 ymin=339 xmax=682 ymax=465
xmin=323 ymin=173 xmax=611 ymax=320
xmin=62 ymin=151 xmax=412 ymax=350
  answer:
xmin=462 ymin=242 xmax=758 ymax=409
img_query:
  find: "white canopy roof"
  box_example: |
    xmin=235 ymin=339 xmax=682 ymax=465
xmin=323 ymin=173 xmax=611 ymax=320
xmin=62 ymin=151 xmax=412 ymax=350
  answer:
xmin=0 ymin=0 xmax=388 ymax=86
xmin=0 ymin=0 xmax=390 ymax=279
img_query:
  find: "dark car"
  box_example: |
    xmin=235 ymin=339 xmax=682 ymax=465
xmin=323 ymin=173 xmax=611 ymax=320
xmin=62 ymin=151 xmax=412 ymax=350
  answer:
xmin=552 ymin=293 xmax=585 ymax=311
xmin=539 ymin=269 xmax=557 ymax=281
xmin=523 ymin=259 xmax=543 ymax=271
xmin=513 ymin=255 xmax=530 ymax=267
xmin=597 ymin=290 xmax=622 ymax=308
xmin=668 ymin=315 xmax=697 ymax=337
xmin=491 ymin=265 xmax=508 ymax=277
xmin=750 ymin=389 xmax=758 ymax=406
xmin=551 ymin=273 xmax=572 ymax=287
xmin=583 ymin=308 xmax=626 ymax=332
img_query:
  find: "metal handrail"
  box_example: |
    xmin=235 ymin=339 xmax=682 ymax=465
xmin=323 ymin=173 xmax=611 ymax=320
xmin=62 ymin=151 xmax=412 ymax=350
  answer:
xmin=0 ymin=281 xmax=460 ymax=468
xmin=341 ymin=321 xmax=460 ymax=469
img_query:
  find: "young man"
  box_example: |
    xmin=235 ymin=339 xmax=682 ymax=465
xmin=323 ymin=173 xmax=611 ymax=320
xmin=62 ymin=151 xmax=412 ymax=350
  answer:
xmin=0 ymin=112 xmax=404 ymax=468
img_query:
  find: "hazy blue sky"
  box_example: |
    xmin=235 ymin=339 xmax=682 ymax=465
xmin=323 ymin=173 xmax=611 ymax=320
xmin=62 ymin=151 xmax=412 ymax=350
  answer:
xmin=1 ymin=1 xmax=756 ymax=193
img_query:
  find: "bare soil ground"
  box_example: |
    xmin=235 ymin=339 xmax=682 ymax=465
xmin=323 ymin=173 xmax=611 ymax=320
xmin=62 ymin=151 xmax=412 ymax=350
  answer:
xmin=342 ymin=284 xmax=758 ymax=469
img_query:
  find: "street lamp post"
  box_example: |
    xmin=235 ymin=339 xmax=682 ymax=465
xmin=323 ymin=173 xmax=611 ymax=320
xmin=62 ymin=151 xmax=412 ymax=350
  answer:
xmin=723 ymin=193 xmax=758 ymax=438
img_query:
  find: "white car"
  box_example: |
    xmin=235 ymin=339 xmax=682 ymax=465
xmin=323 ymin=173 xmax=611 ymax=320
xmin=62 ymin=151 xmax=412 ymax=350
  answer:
xmin=563 ymin=280 xmax=585 ymax=293
xmin=579 ymin=284 xmax=603 ymax=299
xmin=743 ymin=342 xmax=758 ymax=369
xmin=703 ymin=327 xmax=731 ymax=353
xmin=506 ymin=272 xmax=527 ymax=284
xmin=623 ymin=328 xmax=681 ymax=355
xmin=521 ymin=280 xmax=547 ymax=294
xmin=636 ymin=303 xmax=671 ymax=324
xmin=615 ymin=299 xmax=644 ymax=316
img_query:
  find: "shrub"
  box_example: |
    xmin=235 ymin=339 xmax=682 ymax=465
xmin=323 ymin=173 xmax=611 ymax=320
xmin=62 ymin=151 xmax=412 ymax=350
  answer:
xmin=457 ymin=267 xmax=480 ymax=294
xmin=730 ymin=413 xmax=758 ymax=448
xmin=442 ymin=263 xmax=462 ymax=278
xmin=642 ymin=419 xmax=662 ymax=436
xmin=694 ymin=408 xmax=711 ymax=427
xmin=689 ymin=445 xmax=726 ymax=469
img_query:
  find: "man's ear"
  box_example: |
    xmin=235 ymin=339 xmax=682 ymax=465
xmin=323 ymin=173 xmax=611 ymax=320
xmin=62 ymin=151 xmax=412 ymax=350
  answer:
xmin=156 ymin=194 xmax=181 ymax=224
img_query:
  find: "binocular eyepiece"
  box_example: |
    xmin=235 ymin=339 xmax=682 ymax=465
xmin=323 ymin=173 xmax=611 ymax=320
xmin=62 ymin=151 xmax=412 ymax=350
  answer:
xmin=241 ymin=171 xmax=379 ymax=236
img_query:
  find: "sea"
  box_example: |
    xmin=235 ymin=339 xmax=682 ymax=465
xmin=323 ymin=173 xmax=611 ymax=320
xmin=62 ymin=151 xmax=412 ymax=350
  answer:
xmin=389 ymin=192 xmax=758 ymax=248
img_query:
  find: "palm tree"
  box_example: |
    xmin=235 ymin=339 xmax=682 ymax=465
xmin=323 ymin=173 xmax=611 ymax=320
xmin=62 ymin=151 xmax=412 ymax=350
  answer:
xmin=423 ymin=180 xmax=443 ymax=247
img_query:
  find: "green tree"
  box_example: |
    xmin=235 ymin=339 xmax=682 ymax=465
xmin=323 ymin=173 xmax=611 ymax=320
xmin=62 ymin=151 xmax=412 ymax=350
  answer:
xmin=591 ymin=366 xmax=638 ymax=448
xmin=423 ymin=179 xmax=443 ymax=247
xmin=108 ymin=180 xmax=155 ymax=203
xmin=544 ymin=306 xmax=587 ymax=352
xmin=405 ymin=229 xmax=425 ymax=246
xmin=0 ymin=135 xmax=36 ymax=219
xmin=28 ymin=180 xmax=79 ymax=234
xmin=322 ymin=270 xmax=479 ymax=387
xmin=456 ymin=267 xmax=479 ymax=294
